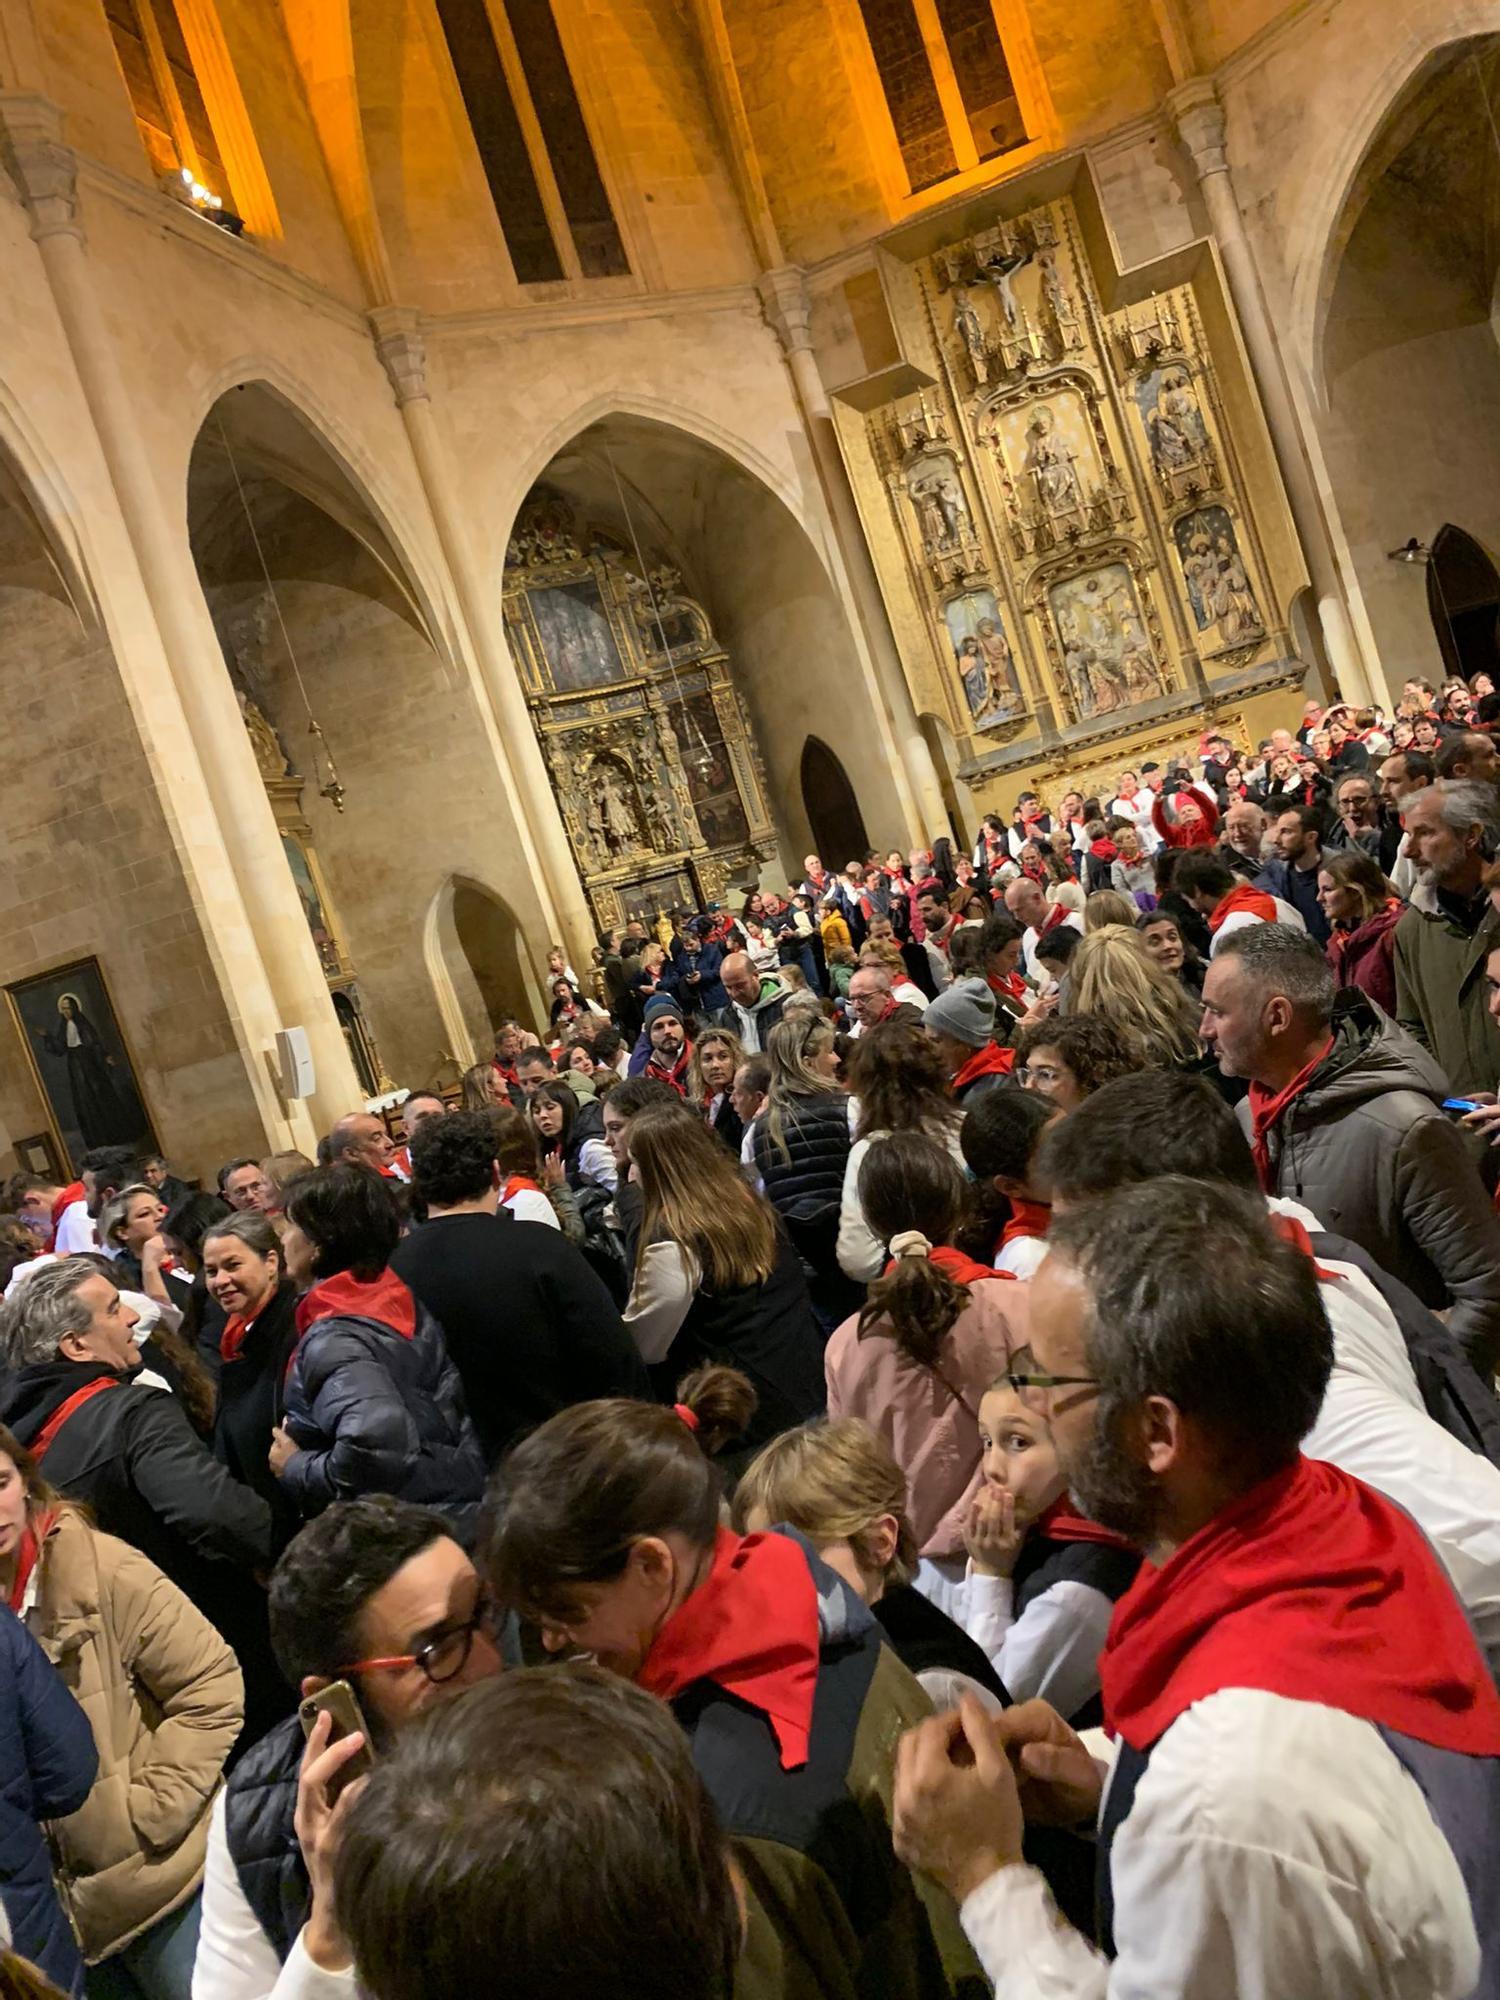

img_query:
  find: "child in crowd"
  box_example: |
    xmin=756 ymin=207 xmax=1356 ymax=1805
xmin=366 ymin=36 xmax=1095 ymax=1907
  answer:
xmin=960 ymin=1374 xmax=1139 ymax=1728
xmin=959 ymin=1088 xmax=1056 ymax=1277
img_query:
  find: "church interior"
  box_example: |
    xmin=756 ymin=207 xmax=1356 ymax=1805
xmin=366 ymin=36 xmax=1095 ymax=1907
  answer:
xmin=0 ymin=0 xmax=1493 ymax=1179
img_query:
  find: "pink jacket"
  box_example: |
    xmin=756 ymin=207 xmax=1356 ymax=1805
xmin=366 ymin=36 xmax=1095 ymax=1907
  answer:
xmin=824 ymin=1278 xmax=1030 ymax=1561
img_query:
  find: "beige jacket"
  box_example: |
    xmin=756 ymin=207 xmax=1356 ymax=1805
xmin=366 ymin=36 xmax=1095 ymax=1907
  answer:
xmin=28 ymin=1510 xmax=243 ymax=1961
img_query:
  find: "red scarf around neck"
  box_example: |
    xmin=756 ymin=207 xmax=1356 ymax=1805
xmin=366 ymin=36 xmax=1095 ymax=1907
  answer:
xmin=1208 ymin=883 xmax=1278 ymax=934
xmin=881 ymin=1243 xmax=1013 ymax=1285
xmin=502 ymin=1174 xmax=543 ymax=1204
xmin=1246 ymin=1036 xmax=1333 ymax=1189
xmin=50 ymin=1182 xmax=84 ymax=1234
xmin=952 ymin=1042 xmax=1016 ymax=1094
xmin=1102 ymin=1455 xmax=1500 ymax=1757
xmin=646 ymin=1043 xmax=693 ymax=1098
xmin=294 ymin=1267 xmax=417 ymax=1341
xmin=986 ymin=971 xmax=1028 ymax=1005
xmin=1037 ymin=901 xmax=1072 ymax=941
xmin=639 ymin=1528 xmax=820 ymax=1771
xmin=7 ymin=1507 xmax=57 ymax=1614
xmin=1267 ymin=1209 xmax=1344 ymax=1284
xmin=220 ymin=1285 xmax=282 ymax=1365
xmin=1035 ymin=1495 xmax=1135 ymax=1553
xmin=1000 ymin=1199 xmax=1051 ymax=1246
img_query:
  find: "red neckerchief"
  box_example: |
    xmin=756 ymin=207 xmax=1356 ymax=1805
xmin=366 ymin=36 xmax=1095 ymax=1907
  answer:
xmin=293 ymin=1268 xmax=417 ymax=1343
xmin=639 ymin=1528 xmax=820 ymax=1771
xmin=1267 ymin=1210 xmax=1344 ymax=1284
xmin=1102 ymin=1455 xmax=1500 ymax=1755
xmin=1246 ymin=1036 xmax=1334 ymax=1189
xmin=1000 ymin=1198 xmax=1051 ymax=1246
xmin=881 ymin=1243 xmax=1014 ymax=1285
xmin=220 ymin=1299 xmax=266 ymax=1366
xmin=1038 ymin=901 xmax=1071 ymax=941
xmin=1208 ymin=883 xmax=1278 ymax=934
xmin=493 ymin=1061 xmax=518 ymax=1089
xmin=1089 ymin=837 xmax=1118 ymax=863
xmin=50 ymin=1182 xmax=84 ymax=1234
xmin=1035 ymin=1495 xmax=1135 ymax=1554
xmin=986 ymin=970 xmax=1027 ymax=1004
xmin=502 ymin=1174 xmax=543 ymax=1203
xmin=392 ymin=1145 xmax=412 ymax=1179
xmin=952 ymin=1042 xmax=1015 ymax=1093
xmin=1020 ymin=854 xmax=1048 ymax=887
xmin=7 ymin=1507 xmax=57 ymax=1613
xmin=646 ymin=1043 xmax=693 ymax=1098
xmin=31 ymin=1378 xmax=120 ymax=1463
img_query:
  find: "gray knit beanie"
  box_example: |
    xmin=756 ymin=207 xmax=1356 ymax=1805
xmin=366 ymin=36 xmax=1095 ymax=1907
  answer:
xmin=922 ymin=975 xmax=996 ymax=1049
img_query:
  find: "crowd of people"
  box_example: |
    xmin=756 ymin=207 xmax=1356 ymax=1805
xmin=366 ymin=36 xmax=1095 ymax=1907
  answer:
xmin=2 ymin=675 xmax=1500 ymax=1997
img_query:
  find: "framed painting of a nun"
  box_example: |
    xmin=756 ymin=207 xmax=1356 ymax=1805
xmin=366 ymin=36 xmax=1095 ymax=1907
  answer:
xmin=6 ymin=956 xmax=157 ymax=1173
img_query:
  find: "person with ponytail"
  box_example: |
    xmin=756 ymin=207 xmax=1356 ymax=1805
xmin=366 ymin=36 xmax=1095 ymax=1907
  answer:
xmin=825 ymin=1133 xmax=1029 ymax=1615
xmin=483 ymin=1370 xmax=985 ymax=2000
xmin=621 ymin=1112 xmax=824 ymax=1454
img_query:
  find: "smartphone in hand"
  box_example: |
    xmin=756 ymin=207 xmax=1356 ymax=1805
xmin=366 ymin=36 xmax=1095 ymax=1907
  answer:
xmin=299 ymin=1680 xmax=376 ymax=1800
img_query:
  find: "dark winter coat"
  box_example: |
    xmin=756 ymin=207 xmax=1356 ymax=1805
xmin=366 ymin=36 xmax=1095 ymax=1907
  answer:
xmin=1237 ymin=993 xmax=1500 ymax=1373
xmin=279 ymin=1298 xmax=485 ymax=1524
xmin=0 ymin=1604 xmax=98 ymax=1996
xmin=221 ymin=1715 xmax=304 ymax=1965
xmin=1394 ymin=884 xmax=1500 ymax=1100
xmin=1254 ymin=853 xmax=1331 ymax=944
xmin=1326 ymin=903 xmax=1403 ymax=1017
xmin=211 ymin=1281 xmax=302 ymax=1552
xmin=753 ymin=1094 xmax=863 ymax=1329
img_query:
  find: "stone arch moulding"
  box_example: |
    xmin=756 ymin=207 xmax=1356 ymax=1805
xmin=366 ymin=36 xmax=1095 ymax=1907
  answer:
xmin=1288 ymin=20 xmax=1500 ymax=395
xmin=491 ymin=390 xmax=818 ymax=579
xmin=183 ymin=361 xmax=460 ymax=669
xmin=423 ymin=873 xmax=540 ymax=1070
xmin=800 ymin=735 xmax=869 ymax=867
xmin=0 ymin=377 xmax=106 ymax=635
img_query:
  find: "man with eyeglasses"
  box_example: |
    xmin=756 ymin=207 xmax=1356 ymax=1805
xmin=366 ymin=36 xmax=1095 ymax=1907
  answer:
xmin=193 ymin=1495 xmax=506 ymax=1999
xmin=892 ymin=1180 xmax=1500 ymax=2000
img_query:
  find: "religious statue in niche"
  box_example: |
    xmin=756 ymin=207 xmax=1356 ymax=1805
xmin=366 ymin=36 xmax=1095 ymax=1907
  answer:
xmin=580 ymin=754 xmax=648 ymax=859
xmin=946 ymin=590 xmax=1023 ymax=730
xmin=1035 ymin=251 xmax=1083 ymax=355
xmin=1134 ymin=366 xmax=1217 ymax=500
xmin=952 ymin=285 xmax=990 ymax=385
xmin=1174 ymin=508 xmax=1265 ymax=653
xmin=1049 ymin=565 xmax=1165 ymax=722
xmin=910 ymin=469 xmax=971 ymax=552
xmin=1020 ymin=406 xmax=1084 ymax=516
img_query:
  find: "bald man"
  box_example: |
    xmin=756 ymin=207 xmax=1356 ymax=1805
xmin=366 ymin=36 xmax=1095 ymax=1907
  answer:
xmin=708 ymin=951 xmax=787 ymax=1053
xmin=1005 ymin=875 xmax=1082 ymax=983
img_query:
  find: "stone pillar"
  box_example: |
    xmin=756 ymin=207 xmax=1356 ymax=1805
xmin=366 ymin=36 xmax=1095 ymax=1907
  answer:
xmin=1169 ymin=79 xmax=1374 ymax=707
xmin=757 ymin=267 xmax=951 ymax=842
xmin=0 ymin=94 xmax=356 ymax=1146
xmin=368 ymin=306 xmax=595 ymax=969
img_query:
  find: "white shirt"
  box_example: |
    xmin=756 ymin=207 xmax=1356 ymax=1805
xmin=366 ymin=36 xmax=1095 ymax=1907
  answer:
xmin=952 ymin=1567 xmax=1116 ymax=1722
xmin=994 ymin=1235 xmax=1047 ymax=1279
xmin=193 ymin=1792 xmax=355 ymax=2000
xmin=891 ymin=979 xmax=929 ymax=1013
xmin=53 ymin=1198 xmax=96 ymax=1254
xmin=1020 ymin=911 xmax=1083 ymax=983
xmin=1271 ymin=1196 xmax=1500 ymax=1676
xmin=502 ymin=1188 xmax=558 ymax=1229
xmin=837 ymin=1126 xmax=966 ymax=1283
xmin=1109 ymin=789 xmax=1159 ymax=856
xmin=960 ymin=1688 xmax=1478 ymax=2000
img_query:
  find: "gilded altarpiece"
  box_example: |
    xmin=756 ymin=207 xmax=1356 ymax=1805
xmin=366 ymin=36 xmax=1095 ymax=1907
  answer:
xmin=860 ymin=197 xmax=1288 ymax=770
xmin=503 ymin=496 xmax=777 ymax=929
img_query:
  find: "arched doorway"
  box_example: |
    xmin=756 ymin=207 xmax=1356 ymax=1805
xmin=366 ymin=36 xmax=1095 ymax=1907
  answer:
xmin=800 ymin=737 xmax=868 ymax=865
xmin=1317 ymin=39 xmax=1500 ymax=692
xmin=1428 ymin=524 xmax=1500 ymax=683
xmin=426 ymin=876 xmax=535 ymax=1067
xmin=505 ymin=414 xmax=906 ymax=905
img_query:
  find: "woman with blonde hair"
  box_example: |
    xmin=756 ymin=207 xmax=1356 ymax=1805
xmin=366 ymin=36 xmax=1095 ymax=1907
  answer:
xmin=733 ymin=1418 xmax=1005 ymax=1713
xmin=1067 ymin=923 xmax=1201 ymax=1069
xmin=751 ymin=1015 xmax=860 ymax=1332
xmin=460 ymin=1062 xmax=508 ymax=1112
xmin=687 ymin=1025 xmax=745 ymax=1156
xmin=621 ymin=1109 xmax=823 ymax=1452
xmin=0 ymin=1425 xmax=242 ymax=1994
xmin=1083 ymin=888 xmax=1139 ymax=933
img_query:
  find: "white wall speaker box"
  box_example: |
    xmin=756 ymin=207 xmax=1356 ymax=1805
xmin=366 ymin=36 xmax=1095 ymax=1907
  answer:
xmin=274 ymin=1027 xmax=316 ymax=1101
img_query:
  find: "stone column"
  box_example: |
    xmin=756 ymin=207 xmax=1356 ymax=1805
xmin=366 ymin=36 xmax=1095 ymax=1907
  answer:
xmin=757 ymin=267 xmax=951 ymax=842
xmin=368 ymin=306 xmax=595 ymax=969
xmin=0 ymin=94 xmax=355 ymax=1146
xmin=1169 ymin=78 xmax=1373 ymax=707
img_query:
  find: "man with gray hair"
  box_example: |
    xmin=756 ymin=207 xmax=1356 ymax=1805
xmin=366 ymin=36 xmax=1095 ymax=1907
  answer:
xmin=1394 ymin=780 xmax=1500 ymax=1098
xmin=0 ymin=1256 xmax=272 ymax=1632
xmin=1201 ymin=923 xmax=1500 ymax=1371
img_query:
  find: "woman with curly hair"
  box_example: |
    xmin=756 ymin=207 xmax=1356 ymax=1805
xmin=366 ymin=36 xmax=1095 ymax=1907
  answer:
xmin=1067 ymin=924 xmax=1202 ymax=1070
xmin=837 ymin=1020 xmax=964 ymax=1283
xmin=1012 ymin=1014 xmax=1143 ymax=1112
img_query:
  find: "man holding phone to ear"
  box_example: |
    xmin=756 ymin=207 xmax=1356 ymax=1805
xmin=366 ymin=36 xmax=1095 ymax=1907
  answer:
xmin=191 ymin=1496 xmax=506 ymax=2000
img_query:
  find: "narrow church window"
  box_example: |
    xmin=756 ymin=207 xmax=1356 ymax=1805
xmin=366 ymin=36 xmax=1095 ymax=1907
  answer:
xmin=434 ymin=0 xmax=565 ymax=284
xmin=931 ymin=0 xmax=1026 ymax=160
xmin=103 ymin=0 xmax=228 ymax=200
xmin=854 ymin=0 xmax=957 ymax=192
xmin=501 ymin=0 xmax=629 ymax=278
xmin=855 ymin=0 xmax=1029 ymax=192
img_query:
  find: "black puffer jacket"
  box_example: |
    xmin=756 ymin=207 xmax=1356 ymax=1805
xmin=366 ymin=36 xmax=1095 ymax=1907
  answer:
xmin=753 ymin=1093 xmax=863 ymax=1331
xmin=279 ymin=1276 xmax=485 ymax=1525
xmin=222 ymin=1716 xmax=305 ymax=1965
xmin=1237 ymin=992 xmax=1500 ymax=1373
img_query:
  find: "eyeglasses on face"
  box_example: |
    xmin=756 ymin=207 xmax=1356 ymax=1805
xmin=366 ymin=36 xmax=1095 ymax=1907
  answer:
xmin=1004 ymin=1343 xmax=1099 ymax=1405
xmin=1017 ymin=1063 xmax=1064 ymax=1088
xmin=338 ymin=1598 xmax=500 ymax=1687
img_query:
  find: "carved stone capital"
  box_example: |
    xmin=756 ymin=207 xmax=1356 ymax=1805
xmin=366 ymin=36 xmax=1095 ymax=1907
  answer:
xmin=757 ymin=266 xmax=813 ymax=357
xmin=1168 ymin=77 xmax=1229 ymax=182
xmin=367 ymin=305 xmax=429 ymax=407
xmin=0 ymin=94 xmax=82 ymax=244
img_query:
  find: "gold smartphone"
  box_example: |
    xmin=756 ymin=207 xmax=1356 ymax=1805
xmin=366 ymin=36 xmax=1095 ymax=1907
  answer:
xmin=298 ymin=1680 xmax=377 ymax=1800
